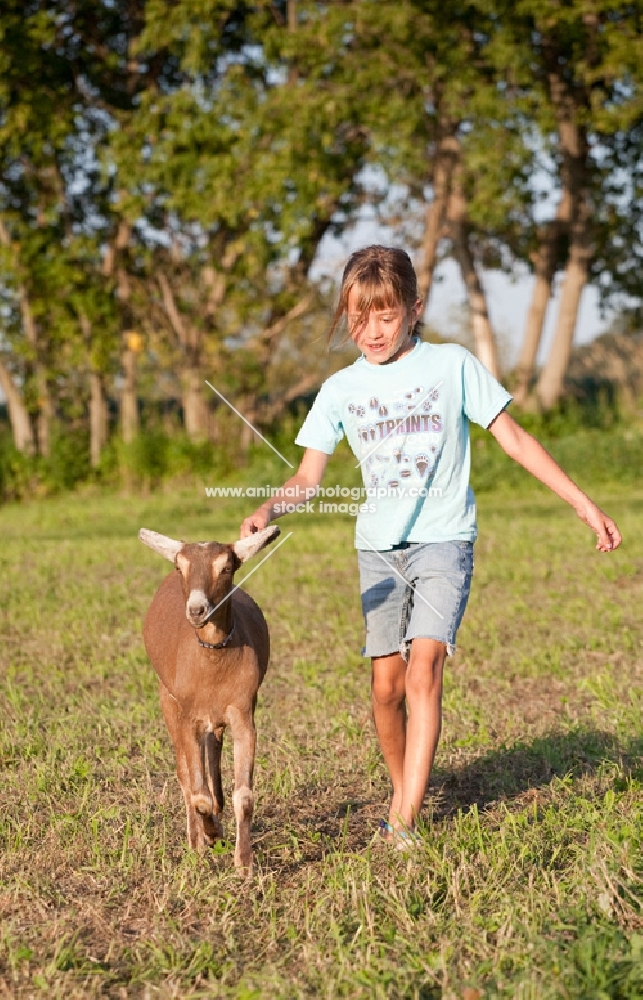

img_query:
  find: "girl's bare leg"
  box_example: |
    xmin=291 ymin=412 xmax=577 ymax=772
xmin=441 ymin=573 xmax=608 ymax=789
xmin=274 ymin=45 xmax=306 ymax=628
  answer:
xmin=397 ymin=637 xmax=446 ymax=829
xmin=371 ymin=653 xmax=407 ymax=825
xmin=372 ymin=639 xmax=446 ymax=831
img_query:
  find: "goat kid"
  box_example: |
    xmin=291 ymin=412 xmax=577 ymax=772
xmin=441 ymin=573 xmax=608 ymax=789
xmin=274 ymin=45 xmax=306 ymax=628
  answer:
xmin=139 ymin=524 xmax=280 ymax=872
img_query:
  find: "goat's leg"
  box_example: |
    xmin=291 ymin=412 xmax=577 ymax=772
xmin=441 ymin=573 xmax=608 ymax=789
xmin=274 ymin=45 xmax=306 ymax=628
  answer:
xmin=159 ymin=682 xmax=200 ymax=849
xmin=228 ymin=707 xmax=257 ymax=873
xmin=204 ymin=730 xmax=225 ymax=841
xmin=181 ymin=729 xmax=218 ymax=852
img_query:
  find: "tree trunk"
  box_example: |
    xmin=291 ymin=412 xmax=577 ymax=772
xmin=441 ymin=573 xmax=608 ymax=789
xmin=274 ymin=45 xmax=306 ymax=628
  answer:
xmin=514 ymin=265 xmax=554 ymax=406
xmin=535 ymin=94 xmax=591 ymax=410
xmin=513 ymin=192 xmax=571 ymax=406
xmin=17 ymin=282 xmax=53 ymax=458
xmin=35 ymin=381 xmax=53 ymax=459
xmin=0 ymin=358 xmax=34 ymax=453
xmin=447 ymin=150 xmax=501 ymax=378
xmin=457 ymin=242 xmax=500 ymax=378
xmin=536 ymin=254 xmax=589 ymax=410
xmin=157 ymin=269 xmax=216 ymax=441
xmin=89 ymin=371 xmax=108 ymax=467
xmin=0 ymin=220 xmax=35 ymax=453
xmin=181 ymin=365 xmax=209 ymax=440
xmin=79 ymin=311 xmax=109 ymax=468
xmin=417 ymin=133 xmax=459 ymax=305
xmin=102 ymin=221 xmax=134 ymax=444
xmin=237 ymin=396 xmax=258 ymax=453
xmin=0 ymin=219 xmax=53 ymax=458
xmin=121 ymin=347 xmax=139 ymax=444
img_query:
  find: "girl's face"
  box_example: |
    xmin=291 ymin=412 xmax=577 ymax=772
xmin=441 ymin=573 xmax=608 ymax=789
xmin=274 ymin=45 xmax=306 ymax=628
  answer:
xmin=347 ymin=285 xmax=422 ymax=365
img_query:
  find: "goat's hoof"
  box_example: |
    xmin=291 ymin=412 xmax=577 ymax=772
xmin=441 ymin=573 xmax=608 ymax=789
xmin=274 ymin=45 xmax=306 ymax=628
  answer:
xmin=234 ymin=849 xmax=253 ymax=875
xmin=192 ymin=793 xmax=213 ymax=816
xmin=203 ymin=814 xmax=224 ymax=845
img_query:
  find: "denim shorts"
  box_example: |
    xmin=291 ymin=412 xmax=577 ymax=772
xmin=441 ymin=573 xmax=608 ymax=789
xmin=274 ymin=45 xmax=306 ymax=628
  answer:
xmin=358 ymin=541 xmax=474 ymax=660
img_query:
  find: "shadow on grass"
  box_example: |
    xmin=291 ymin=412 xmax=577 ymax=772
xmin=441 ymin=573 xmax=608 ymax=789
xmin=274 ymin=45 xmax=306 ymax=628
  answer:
xmin=254 ymin=727 xmax=642 ymax=870
xmin=430 ymin=727 xmax=643 ymax=820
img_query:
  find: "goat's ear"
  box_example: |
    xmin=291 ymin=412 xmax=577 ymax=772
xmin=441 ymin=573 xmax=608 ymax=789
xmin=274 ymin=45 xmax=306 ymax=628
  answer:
xmin=139 ymin=528 xmax=184 ymax=562
xmin=232 ymin=524 xmax=280 ymax=563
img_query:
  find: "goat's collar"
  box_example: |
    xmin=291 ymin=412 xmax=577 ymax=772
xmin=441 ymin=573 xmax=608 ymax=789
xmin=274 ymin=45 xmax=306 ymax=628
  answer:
xmin=197 ymin=622 xmax=235 ymax=650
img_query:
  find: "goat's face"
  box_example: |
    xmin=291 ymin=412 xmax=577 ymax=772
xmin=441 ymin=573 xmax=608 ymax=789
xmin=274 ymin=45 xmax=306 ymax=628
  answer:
xmin=176 ymin=543 xmax=239 ymax=627
xmin=139 ymin=526 xmax=281 ymax=628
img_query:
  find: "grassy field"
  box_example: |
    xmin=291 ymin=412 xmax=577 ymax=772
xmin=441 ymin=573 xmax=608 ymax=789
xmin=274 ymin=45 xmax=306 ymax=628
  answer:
xmin=0 ymin=472 xmax=641 ymax=998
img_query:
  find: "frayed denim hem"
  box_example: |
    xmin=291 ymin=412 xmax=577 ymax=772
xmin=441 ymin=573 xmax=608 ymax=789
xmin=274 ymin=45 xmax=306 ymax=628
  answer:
xmin=399 ymin=637 xmax=456 ymax=662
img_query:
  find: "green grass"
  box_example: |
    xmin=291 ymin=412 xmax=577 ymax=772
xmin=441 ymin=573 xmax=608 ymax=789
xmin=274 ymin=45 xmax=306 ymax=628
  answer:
xmin=0 ymin=474 xmax=641 ymax=998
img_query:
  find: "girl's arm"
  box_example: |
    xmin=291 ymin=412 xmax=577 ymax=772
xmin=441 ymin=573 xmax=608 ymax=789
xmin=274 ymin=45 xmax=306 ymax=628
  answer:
xmin=239 ymin=448 xmax=329 ymax=538
xmin=487 ymin=411 xmax=622 ymax=552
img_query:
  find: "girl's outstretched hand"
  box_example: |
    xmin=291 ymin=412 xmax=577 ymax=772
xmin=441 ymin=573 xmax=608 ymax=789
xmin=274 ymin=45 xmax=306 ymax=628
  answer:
xmin=575 ymin=499 xmax=622 ymax=552
xmin=240 ymin=507 xmax=272 ymax=539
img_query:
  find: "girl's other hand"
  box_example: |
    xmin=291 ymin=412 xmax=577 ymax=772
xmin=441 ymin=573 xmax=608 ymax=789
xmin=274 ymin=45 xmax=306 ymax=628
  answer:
xmin=576 ymin=499 xmax=622 ymax=552
xmin=240 ymin=508 xmax=272 ymax=539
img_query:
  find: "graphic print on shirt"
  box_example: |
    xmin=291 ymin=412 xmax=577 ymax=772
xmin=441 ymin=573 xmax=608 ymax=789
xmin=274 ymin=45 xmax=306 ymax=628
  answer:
xmin=346 ymin=384 xmax=443 ymax=490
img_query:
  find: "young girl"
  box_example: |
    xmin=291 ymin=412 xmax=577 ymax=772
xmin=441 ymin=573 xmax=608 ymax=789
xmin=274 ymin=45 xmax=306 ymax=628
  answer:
xmin=240 ymin=245 xmax=622 ymax=845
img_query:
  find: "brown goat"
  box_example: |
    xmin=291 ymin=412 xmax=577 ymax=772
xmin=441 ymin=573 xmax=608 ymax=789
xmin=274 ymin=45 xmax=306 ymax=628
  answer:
xmin=139 ymin=524 xmax=280 ymax=872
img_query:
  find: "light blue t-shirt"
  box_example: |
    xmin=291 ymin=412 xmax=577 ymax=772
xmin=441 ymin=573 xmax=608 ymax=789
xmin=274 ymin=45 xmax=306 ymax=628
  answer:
xmin=295 ymin=339 xmax=512 ymax=550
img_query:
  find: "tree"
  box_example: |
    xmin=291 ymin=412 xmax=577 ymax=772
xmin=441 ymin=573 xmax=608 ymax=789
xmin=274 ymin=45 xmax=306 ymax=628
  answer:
xmin=0 ymin=1 xmax=80 ymax=454
xmin=495 ymin=0 xmax=643 ymax=408
xmin=326 ymin=0 xmax=538 ymax=378
xmin=106 ymin=0 xmax=372 ymax=441
xmin=0 ymin=0 xmax=163 ymax=458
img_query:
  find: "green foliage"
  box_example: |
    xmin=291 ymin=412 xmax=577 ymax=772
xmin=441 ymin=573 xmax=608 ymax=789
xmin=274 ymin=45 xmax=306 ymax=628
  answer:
xmin=44 ymin=427 xmax=92 ymax=493
xmin=1 ymin=0 xmax=643 ymax=469
xmin=108 ymin=430 xmax=237 ymax=490
xmin=470 ymin=417 xmax=643 ymax=493
xmin=468 ymin=390 xmax=643 ymax=494
xmin=1 ymin=402 xmax=643 ymax=504
xmin=490 ymin=0 xmax=643 ymax=300
xmin=114 ymin=431 xmax=171 ymax=488
xmin=0 ymin=429 xmax=34 ymax=501
xmin=0 ymin=425 xmax=235 ymax=499
xmin=0 ymin=425 xmax=90 ymax=498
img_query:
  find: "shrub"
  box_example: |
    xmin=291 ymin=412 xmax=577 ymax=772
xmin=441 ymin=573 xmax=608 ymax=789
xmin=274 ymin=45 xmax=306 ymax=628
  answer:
xmin=0 ymin=431 xmax=34 ymax=501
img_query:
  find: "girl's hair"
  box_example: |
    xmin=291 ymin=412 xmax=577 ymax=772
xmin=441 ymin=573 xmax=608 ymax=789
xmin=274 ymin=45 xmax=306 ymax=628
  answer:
xmin=328 ymin=245 xmax=421 ymax=345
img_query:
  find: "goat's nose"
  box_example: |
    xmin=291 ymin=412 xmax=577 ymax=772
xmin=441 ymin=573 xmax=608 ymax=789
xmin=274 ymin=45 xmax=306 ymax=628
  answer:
xmin=187 ymin=589 xmax=211 ymax=623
